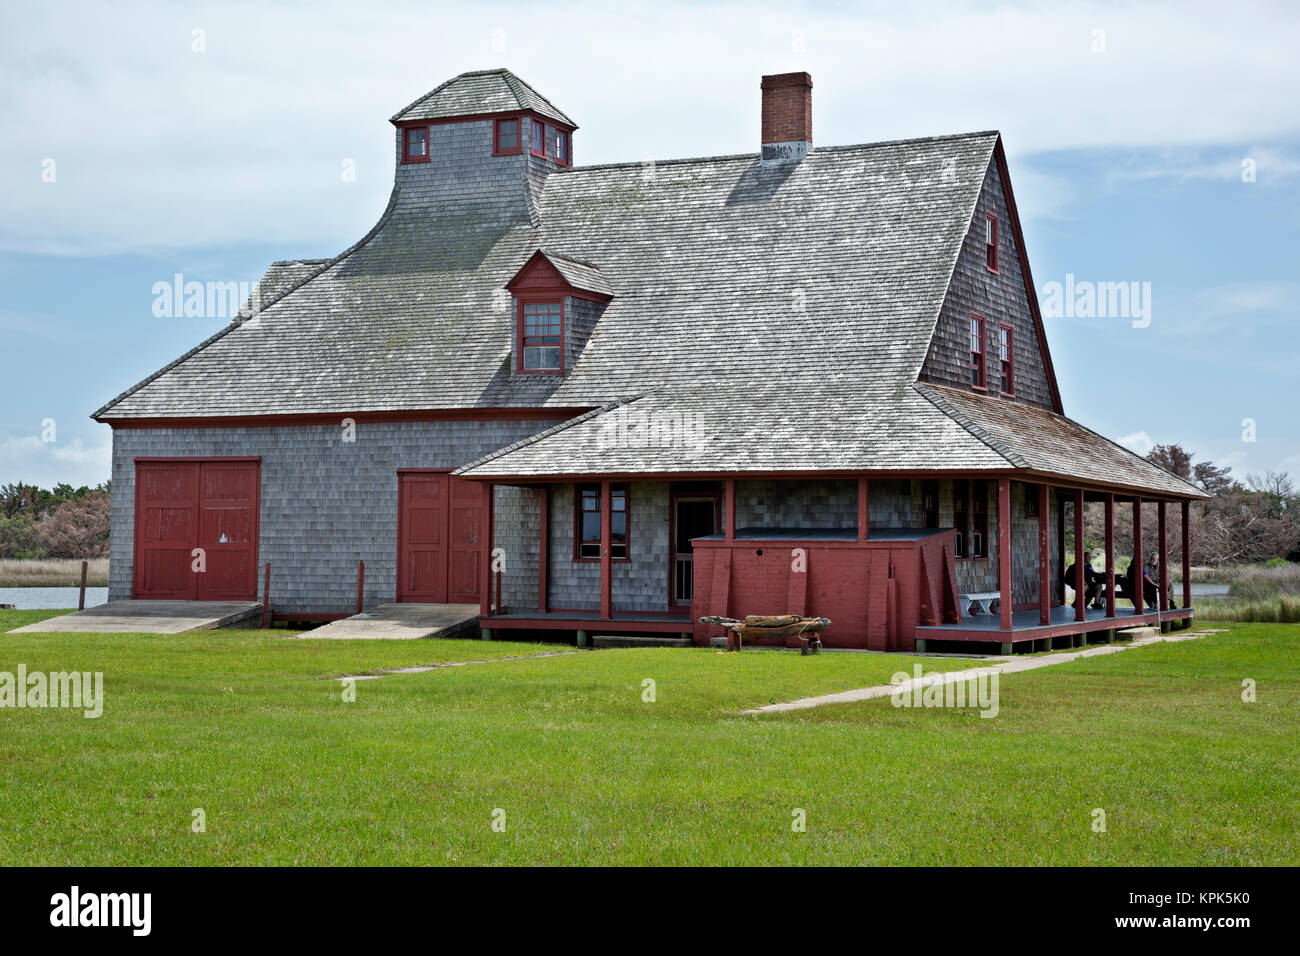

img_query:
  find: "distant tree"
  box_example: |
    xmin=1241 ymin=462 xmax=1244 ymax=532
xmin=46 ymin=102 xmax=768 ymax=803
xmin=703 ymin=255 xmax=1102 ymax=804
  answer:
xmin=32 ymin=491 xmax=110 ymax=559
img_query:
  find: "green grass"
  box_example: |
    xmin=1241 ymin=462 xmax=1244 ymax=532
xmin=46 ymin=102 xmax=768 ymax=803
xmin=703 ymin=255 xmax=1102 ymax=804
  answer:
xmin=1 ymin=608 xmax=1296 ymax=865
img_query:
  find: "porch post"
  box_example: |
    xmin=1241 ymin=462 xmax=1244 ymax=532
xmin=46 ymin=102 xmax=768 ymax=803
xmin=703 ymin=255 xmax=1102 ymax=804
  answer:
xmin=1159 ymin=500 xmax=1170 ymax=629
xmin=1132 ymin=497 xmax=1144 ymax=615
xmin=998 ymin=478 xmax=1012 ymax=631
xmin=724 ymin=478 xmax=736 ymax=541
xmin=1104 ymin=493 xmax=1116 ymax=618
xmin=1181 ymin=500 xmax=1192 ymax=612
xmin=600 ymin=479 xmax=612 ymax=620
xmin=537 ymin=486 xmax=548 ymax=613
xmin=1038 ymin=484 xmax=1050 ymax=625
xmin=1074 ymin=488 xmax=1086 ymax=622
xmin=480 ymin=482 xmax=494 ymax=619
xmin=857 ymin=477 xmax=869 ymax=542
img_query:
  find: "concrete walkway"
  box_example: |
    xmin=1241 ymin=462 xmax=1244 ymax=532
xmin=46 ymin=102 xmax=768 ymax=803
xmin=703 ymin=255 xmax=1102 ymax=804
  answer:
xmin=332 ymin=650 xmax=582 ymax=681
xmin=304 ymin=603 xmax=480 ymax=640
xmin=6 ymin=599 xmax=262 ymax=634
xmin=741 ymin=627 xmax=1226 ymax=714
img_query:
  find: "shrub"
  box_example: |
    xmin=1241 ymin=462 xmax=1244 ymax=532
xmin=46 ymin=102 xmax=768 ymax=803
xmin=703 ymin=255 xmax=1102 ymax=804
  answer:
xmin=31 ymin=491 xmax=110 ymax=559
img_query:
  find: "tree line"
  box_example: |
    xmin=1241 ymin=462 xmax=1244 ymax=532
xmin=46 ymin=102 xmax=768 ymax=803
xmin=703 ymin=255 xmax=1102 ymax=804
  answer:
xmin=0 ymin=482 xmax=111 ymax=559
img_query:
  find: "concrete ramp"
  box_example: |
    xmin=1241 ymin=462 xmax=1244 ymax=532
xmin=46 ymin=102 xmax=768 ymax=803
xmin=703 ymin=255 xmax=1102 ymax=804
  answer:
xmin=7 ymin=600 xmax=262 ymax=634
xmin=305 ymin=603 xmax=480 ymax=640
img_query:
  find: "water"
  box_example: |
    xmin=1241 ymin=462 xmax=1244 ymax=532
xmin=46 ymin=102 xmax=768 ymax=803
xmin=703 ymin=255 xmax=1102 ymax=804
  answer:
xmin=1190 ymin=583 xmax=1231 ymax=599
xmin=0 ymin=587 xmax=109 ymax=610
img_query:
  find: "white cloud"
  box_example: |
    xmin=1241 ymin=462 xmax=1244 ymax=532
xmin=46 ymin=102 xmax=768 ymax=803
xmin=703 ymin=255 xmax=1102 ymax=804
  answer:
xmin=1117 ymin=430 xmax=1155 ymax=455
xmin=2 ymin=0 xmax=1299 ymax=255
xmin=0 ymin=433 xmax=112 ymax=488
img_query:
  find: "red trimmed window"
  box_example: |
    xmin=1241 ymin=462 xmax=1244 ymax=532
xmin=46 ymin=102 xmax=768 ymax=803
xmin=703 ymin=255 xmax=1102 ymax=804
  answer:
xmin=402 ymin=126 xmax=429 ymax=164
xmin=969 ymin=313 xmax=986 ymax=390
xmin=971 ymin=480 xmax=989 ymax=558
xmin=984 ymin=214 xmax=998 ymax=272
xmin=953 ymin=482 xmax=969 ymax=558
xmin=530 ymin=119 xmax=546 ymax=157
xmin=998 ymin=324 xmax=1014 ymax=396
xmin=576 ymin=484 xmax=629 ymax=560
xmin=494 ymin=118 xmax=520 ymax=155
xmin=555 ymin=129 xmax=571 ymax=166
xmin=519 ymin=300 xmax=563 ymax=372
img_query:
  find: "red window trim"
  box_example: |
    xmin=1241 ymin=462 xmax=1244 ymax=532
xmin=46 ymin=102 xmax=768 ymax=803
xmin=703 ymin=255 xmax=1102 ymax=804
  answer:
xmin=530 ymin=118 xmax=547 ymax=158
xmin=998 ymin=323 xmax=1015 ymax=397
xmin=555 ymin=129 xmax=571 ymax=167
xmin=493 ymin=116 xmax=522 ymax=156
xmin=573 ymin=483 xmax=631 ymax=563
xmin=969 ymin=312 xmax=987 ymax=392
xmin=985 ymin=212 xmax=999 ymax=273
xmin=516 ymin=295 xmax=565 ymax=374
xmin=970 ymin=478 xmax=990 ymax=560
xmin=401 ymin=125 xmax=430 ymax=164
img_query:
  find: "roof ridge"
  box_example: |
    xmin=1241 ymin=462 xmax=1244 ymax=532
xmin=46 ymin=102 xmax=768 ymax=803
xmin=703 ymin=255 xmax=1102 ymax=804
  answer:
xmin=553 ymin=130 xmax=1000 ymax=175
xmin=93 ymin=185 xmax=404 ymax=421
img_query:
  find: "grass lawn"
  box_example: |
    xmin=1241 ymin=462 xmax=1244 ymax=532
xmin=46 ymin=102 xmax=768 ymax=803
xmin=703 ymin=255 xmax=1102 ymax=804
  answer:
xmin=1 ymin=609 xmax=1296 ymax=866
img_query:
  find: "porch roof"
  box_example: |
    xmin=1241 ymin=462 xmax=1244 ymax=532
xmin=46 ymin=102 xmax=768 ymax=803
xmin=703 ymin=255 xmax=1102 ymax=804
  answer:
xmin=452 ymin=380 xmax=1207 ymax=500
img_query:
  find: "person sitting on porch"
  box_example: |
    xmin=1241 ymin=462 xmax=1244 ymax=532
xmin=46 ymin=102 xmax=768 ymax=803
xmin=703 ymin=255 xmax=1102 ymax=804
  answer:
xmin=1061 ymin=550 xmax=1107 ymax=609
xmin=1143 ymin=551 xmax=1177 ymax=610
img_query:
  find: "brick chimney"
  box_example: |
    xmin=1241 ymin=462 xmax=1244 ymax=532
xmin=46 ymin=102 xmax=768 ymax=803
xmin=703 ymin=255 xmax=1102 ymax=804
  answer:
xmin=760 ymin=72 xmax=812 ymax=165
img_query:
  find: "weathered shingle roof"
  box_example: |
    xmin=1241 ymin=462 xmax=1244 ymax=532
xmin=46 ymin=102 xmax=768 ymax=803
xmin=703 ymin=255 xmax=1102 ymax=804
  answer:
xmin=390 ymin=68 xmax=576 ymax=127
xmin=539 ymin=251 xmax=613 ymax=298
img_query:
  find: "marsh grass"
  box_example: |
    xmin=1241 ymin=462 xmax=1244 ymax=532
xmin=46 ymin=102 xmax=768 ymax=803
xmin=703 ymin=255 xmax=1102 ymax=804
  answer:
xmin=0 ymin=558 xmax=109 ymax=588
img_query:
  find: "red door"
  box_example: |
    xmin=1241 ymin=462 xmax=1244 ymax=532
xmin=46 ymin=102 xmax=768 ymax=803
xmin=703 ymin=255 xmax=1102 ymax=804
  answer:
xmin=397 ymin=472 xmax=483 ymax=604
xmin=134 ymin=459 xmax=260 ymax=601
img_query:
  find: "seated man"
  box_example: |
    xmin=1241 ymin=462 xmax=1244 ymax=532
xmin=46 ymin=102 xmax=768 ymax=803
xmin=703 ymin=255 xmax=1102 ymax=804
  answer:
xmin=1143 ymin=551 xmax=1177 ymax=610
xmin=1061 ymin=550 xmax=1107 ymax=609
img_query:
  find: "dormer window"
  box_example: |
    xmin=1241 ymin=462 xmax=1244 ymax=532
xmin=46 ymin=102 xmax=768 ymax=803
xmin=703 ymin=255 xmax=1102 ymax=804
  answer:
xmin=984 ymin=213 xmax=998 ymax=272
xmin=519 ymin=300 xmax=563 ymax=372
xmin=494 ymin=118 xmax=521 ymax=155
xmin=530 ymin=120 xmax=546 ymax=157
xmin=555 ymin=130 xmax=571 ymax=166
xmin=402 ymin=126 xmax=429 ymax=164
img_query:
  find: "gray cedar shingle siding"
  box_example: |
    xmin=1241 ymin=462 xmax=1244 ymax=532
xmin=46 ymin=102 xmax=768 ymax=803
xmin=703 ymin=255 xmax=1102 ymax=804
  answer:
xmin=919 ymin=154 xmax=1054 ymax=411
xmin=109 ymin=420 xmax=556 ymax=613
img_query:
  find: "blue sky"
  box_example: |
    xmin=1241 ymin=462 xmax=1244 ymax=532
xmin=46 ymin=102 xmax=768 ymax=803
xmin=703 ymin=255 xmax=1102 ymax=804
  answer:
xmin=2 ymin=0 xmax=1297 ymax=488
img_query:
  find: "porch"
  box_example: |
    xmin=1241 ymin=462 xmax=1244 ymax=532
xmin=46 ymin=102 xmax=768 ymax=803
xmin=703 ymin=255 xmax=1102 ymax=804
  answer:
xmin=915 ymin=603 xmax=1195 ymax=652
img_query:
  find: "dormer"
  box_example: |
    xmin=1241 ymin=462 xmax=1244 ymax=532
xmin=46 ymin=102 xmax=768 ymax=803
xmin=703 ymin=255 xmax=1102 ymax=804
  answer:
xmin=389 ymin=69 xmax=577 ymax=191
xmin=505 ymin=250 xmax=613 ymax=376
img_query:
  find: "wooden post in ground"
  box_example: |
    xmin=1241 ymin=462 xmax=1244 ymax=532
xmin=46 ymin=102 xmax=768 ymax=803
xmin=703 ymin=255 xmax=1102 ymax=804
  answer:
xmin=1038 ymin=484 xmax=1051 ymax=626
xmin=480 ymin=482 xmax=494 ymax=622
xmin=1158 ymin=501 xmax=1170 ymax=632
xmin=857 ymin=477 xmax=869 ymax=542
xmin=998 ymin=478 xmax=1013 ymax=632
xmin=538 ymin=487 xmax=548 ymax=613
xmin=1074 ymin=489 xmax=1086 ymax=622
xmin=78 ymin=560 xmax=88 ymax=610
xmin=724 ymin=478 xmax=736 ymax=542
xmin=355 ymin=560 xmax=365 ymax=615
xmin=261 ymin=562 xmax=271 ymax=629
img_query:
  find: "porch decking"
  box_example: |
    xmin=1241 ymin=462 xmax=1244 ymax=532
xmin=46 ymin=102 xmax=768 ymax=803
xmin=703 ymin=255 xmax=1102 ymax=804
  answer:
xmin=482 ymin=611 xmax=693 ymax=635
xmin=915 ymin=603 xmax=1194 ymax=648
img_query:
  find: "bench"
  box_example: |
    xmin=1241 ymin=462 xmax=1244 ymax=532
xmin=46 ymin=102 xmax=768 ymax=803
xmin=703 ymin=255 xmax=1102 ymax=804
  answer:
xmin=959 ymin=591 xmax=1000 ymax=616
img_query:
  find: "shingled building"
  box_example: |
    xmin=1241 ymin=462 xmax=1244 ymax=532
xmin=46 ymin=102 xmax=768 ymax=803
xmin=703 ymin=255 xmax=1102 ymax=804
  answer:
xmin=94 ymin=68 xmax=1207 ymax=651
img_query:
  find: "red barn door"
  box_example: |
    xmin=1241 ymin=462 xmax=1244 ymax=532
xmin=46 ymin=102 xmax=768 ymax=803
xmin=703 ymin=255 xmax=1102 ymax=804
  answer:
xmin=134 ymin=458 xmax=260 ymax=601
xmin=397 ymin=471 xmax=483 ymax=605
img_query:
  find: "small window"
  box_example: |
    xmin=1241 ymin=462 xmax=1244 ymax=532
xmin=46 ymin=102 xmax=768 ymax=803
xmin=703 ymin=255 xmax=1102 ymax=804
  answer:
xmin=969 ymin=313 xmax=986 ymax=390
xmin=519 ymin=300 xmax=563 ymax=372
xmin=985 ymin=214 xmax=998 ymax=272
xmin=577 ymin=484 xmax=629 ymax=560
xmin=494 ymin=118 xmax=520 ymax=155
xmin=555 ymin=129 xmax=570 ymax=166
xmin=953 ymin=482 xmax=969 ymax=559
xmin=530 ymin=119 xmax=546 ymax=157
xmin=971 ymin=480 xmax=989 ymax=558
xmin=402 ymin=126 xmax=429 ymax=164
xmin=998 ymin=325 xmax=1014 ymax=396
